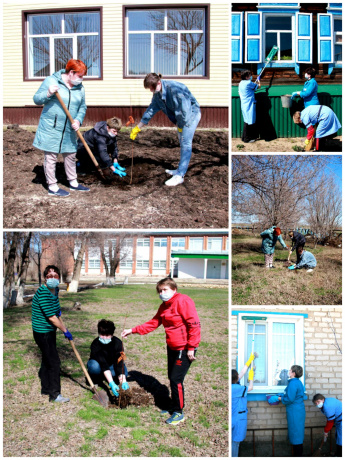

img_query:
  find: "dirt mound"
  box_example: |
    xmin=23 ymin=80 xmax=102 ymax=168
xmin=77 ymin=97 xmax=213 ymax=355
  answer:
xmin=3 ymin=127 xmax=228 ymax=228
xmin=109 ymin=386 xmax=152 ymax=409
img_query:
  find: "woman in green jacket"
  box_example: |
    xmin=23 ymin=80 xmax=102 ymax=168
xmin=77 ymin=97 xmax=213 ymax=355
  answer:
xmin=260 ymin=226 xmax=288 ymax=269
xmin=33 ymin=59 xmax=89 ymax=197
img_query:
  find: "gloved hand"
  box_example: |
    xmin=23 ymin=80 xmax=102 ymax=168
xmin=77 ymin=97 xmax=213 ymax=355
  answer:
xmin=114 ymin=163 xmax=126 ymax=172
xmin=269 ymin=395 xmax=279 ymax=403
xmin=323 ymin=432 xmax=329 ymax=442
xmin=57 ymin=310 xmax=62 ymax=317
xmin=113 ymin=168 xmax=126 ymax=177
xmin=47 ymin=85 xmax=59 ymax=97
xmin=130 ymin=126 xmax=141 ymax=140
xmin=305 ymin=139 xmax=311 ymax=146
xmin=177 ymin=127 xmax=183 ymax=133
xmin=291 ymin=91 xmax=298 ymax=100
xmin=63 ymin=329 xmax=73 ymax=340
xmin=288 ymin=265 xmax=296 ymax=270
xmin=245 ymin=352 xmax=256 ymax=367
xmin=109 ymin=381 xmax=119 ymax=397
xmin=121 ymin=381 xmax=130 ymax=391
xmin=248 ymin=369 xmax=254 ymax=381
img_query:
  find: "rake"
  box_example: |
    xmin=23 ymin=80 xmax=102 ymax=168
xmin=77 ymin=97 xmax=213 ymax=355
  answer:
xmin=256 ymin=46 xmax=279 ymax=82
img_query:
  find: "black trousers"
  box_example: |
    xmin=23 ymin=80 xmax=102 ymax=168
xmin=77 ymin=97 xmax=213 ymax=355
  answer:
xmin=292 ymin=444 xmax=303 ymax=456
xmin=336 ymin=444 xmax=342 ymax=457
xmin=167 ymin=347 xmax=196 ymax=413
xmin=33 ymin=330 xmax=61 ymax=399
xmin=241 ymin=122 xmax=258 ymax=143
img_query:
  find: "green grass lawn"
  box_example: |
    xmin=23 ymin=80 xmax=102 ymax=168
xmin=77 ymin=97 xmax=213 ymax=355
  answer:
xmin=232 ymin=235 xmax=342 ymax=305
xmin=3 ymin=284 xmax=228 ymax=457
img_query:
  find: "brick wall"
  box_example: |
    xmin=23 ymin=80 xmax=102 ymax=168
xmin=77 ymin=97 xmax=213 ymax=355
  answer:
xmin=231 ymin=307 xmax=342 ymax=442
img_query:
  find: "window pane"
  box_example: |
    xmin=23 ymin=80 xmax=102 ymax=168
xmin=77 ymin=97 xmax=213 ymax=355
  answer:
xmin=335 ymin=35 xmax=342 ymax=44
xmin=128 ymin=34 xmax=151 ymax=75
xmin=154 ymin=33 xmax=178 ymax=75
xmin=335 ymin=44 xmax=342 ymax=61
xmin=31 ymin=37 xmax=50 ymax=77
xmin=207 ymin=238 xmax=222 ymax=251
xmin=128 ymin=10 xmax=164 ymax=31
xmin=272 ymin=323 xmax=295 ymax=386
xmin=181 ymin=33 xmax=204 ymax=75
xmin=334 ymin=19 xmax=342 ymax=32
xmin=265 ymin=33 xmax=278 ymax=60
xmin=55 ymin=38 xmax=73 ymax=72
xmin=65 ymin=12 xmax=100 ymax=33
xmin=167 ymin=9 xmax=204 ymax=31
xmin=77 ymin=35 xmax=100 ymax=76
xmin=247 ymin=324 xmax=266 ymax=385
xmin=29 ymin=14 xmax=62 ymax=34
xmin=189 ymin=238 xmax=203 ymax=250
xmin=280 ymin=33 xmax=292 ymax=60
xmin=266 ymin=17 xmax=291 ymax=31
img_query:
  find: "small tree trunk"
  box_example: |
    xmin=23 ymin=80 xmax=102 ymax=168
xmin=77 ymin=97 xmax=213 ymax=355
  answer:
xmin=3 ymin=233 xmax=20 ymax=309
xmin=16 ymin=232 xmax=32 ymax=305
xmin=69 ymin=233 xmax=89 ymax=293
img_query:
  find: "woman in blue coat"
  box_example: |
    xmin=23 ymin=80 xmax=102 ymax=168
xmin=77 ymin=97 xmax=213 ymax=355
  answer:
xmin=260 ymin=226 xmax=288 ymax=269
xmin=33 ymin=59 xmax=89 ymax=197
xmin=291 ymin=67 xmax=319 ymax=107
xmin=129 ymin=73 xmax=201 ymax=187
xmin=278 ymin=365 xmax=306 ymax=456
xmin=238 ymin=70 xmax=261 ymax=143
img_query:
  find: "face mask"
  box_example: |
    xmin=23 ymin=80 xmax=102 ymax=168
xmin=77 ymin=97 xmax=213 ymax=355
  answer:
xmin=71 ymin=76 xmax=83 ymax=86
xmin=46 ymin=278 xmax=59 ymax=289
xmin=108 ymin=131 xmax=116 ymax=138
xmin=317 ymin=402 xmax=323 ymax=408
xmin=305 ymin=74 xmax=309 ymax=79
xmin=159 ymin=292 xmax=175 ymax=302
xmin=249 ymin=76 xmax=253 ymax=81
xmin=99 ymin=337 xmax=112 ymax=345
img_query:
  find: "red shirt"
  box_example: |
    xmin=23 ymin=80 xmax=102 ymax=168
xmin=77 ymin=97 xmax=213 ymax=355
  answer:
xmin=132 ymin=292 xmax=201 ymax=350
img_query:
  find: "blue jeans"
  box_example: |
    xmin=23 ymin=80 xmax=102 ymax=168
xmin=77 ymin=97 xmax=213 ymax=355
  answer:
xmin=177 ymin=110 xmax=201 ymax=176
xmin=232 ymin=440 xmax=240 ymax=457
xmin=87 ymin=359 xmax=128 ymax=382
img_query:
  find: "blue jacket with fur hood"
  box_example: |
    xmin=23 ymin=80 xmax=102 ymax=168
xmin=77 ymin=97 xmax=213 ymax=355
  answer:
xmin=33 ymin=69 xmax=87 ymax=153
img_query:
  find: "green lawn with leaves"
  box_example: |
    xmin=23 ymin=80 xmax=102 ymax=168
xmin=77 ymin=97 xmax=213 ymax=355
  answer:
xmin=3 ymin=284 xmax=228 ymax=457
xmin=232 ymin=235 xmax=342 ymax=305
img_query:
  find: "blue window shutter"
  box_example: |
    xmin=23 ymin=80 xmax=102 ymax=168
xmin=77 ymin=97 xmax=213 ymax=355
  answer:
xmin=231 ymin=12 xmax=243 ymax=63
xmin=318 ymin=14 xmax=334 ymax=63
xmin=245 ymin=12 xmax=262 ymax=63
xmin=296 ymin=13 xmax=312 ymax=63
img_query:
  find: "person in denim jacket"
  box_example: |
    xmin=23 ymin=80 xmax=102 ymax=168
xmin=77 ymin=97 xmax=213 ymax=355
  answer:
xmin=130 ymin=73 xmax=201 ymax=186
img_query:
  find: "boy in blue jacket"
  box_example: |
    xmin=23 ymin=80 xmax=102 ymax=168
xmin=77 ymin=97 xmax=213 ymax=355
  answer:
xmin=289 ymin=247 xmax=317 ymax=272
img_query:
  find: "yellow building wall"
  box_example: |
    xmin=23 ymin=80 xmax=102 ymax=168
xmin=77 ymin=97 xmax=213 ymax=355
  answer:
xmin=3 ymin=0 xmax=229 ymax=108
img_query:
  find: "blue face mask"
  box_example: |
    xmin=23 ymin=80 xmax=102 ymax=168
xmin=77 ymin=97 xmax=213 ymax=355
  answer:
xmin=249 ymin=76 xmax=253 ymax=81
xmin=99 ymin=337 xmax=112 ymax=345
xmin=46 ymin=278 xmax=59 ymax=289
xmin=159 ymin=292 xmax=175 ymax=302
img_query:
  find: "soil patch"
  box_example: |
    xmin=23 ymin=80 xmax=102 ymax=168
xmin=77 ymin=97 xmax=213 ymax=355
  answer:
xmin=232 ymin=136 xmax=342 ymax=152
xmin=3 ymin=126 xmax=228 ymax=228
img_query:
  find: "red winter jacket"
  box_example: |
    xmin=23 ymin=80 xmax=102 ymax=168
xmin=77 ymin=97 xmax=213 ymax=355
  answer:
xmin=132 ymin=292 xmax=201 ymax=350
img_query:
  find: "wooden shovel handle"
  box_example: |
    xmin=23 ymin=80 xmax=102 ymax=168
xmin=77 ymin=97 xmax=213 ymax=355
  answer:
xmin=69 ymin=339 xmax=95 ymax=389
xmin=55 ymin=91 xmax=103 ymax=174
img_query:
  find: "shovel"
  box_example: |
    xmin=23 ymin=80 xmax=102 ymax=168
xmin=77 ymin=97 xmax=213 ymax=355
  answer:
xmin=312 ymin=438 xmax=325 ymax=456
xmin=55 ymin=91 xmax=113 ymax=182
xmin=69 ymin=339 xmax=109 ymax=408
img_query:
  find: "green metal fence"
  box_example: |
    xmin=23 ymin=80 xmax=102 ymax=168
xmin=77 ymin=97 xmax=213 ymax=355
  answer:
xmin=232 ymin=84 xmax=342 ymax=138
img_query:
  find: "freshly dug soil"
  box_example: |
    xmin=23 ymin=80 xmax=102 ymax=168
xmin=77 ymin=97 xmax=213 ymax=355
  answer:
xmin=109 ymin=386 xmax=152 ymax=409
xmin=3 ymin=126 xmax=228 ymax=228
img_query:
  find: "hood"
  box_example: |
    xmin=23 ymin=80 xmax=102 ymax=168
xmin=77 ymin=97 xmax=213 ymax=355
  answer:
xmin=52 ymin=69 xmax=84 ymax=89
xmin=93 ymin=121 xmax=109 ymax=136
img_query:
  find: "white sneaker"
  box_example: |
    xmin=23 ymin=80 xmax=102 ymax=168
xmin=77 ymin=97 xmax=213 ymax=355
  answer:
xmin=306 ymin=269 xmax=314 ymax=273
xmin=165 ymin=175 xmax=184 ymax=186
xmin=165 ymin=169 xmax=178 ymax=176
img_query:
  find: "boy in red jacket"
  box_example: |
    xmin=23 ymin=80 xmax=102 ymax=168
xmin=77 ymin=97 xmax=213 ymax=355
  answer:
xmin=121 ymin=277 xmax=201 ymax=425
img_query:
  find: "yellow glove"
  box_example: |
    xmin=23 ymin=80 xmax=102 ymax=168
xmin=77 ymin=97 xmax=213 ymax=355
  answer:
xmin=245 ymin=352 xmax=255 ymax=367
xmin=177 ymin=127 xmax=183 ymax=133
xmin=130 ymin=126 xmax=141 ymax=140
xmin=248 ymin=369 xmax=254 ymax=381
xmin=304 ymin=139 xmax=310 ymax=145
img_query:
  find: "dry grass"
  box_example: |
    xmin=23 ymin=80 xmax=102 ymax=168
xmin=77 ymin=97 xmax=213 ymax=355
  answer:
xmin=232 ymin=236 xmax=342 ymax=305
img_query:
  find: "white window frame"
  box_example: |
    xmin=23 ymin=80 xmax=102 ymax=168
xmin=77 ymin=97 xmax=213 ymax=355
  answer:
xmin=136 ymin=259 xmax=150 ymax=269
xmin=125 ymin=8 xmax=206 ymax=77
xmin=120 ymin=259 xmax=133 ymax=268
xmin=231 ymin=11 xmax=243 ymax=63
xmin=137 ymin=238 xmax=150 ymax=247
xmin=153 ymin=260 xmax=166 ymax=269
xmin=318 ymin=13 xmax=334 ymax=64
xmin=171 ymin=237 xmax=186 ymax=249
xmin=27 ymin=11 xmax=100 ymax=79
xmin=334 ymin=17 xmax=342 ymax=64
xmin=189 ymin=237 xmax=204 ymax=250
xmin=207 ymin=237 xmax=223 ymax=251
xmin=88 ymin=258 xmax=100 ymax=269
xmin=154 ymin=238 xmax=168 ymax=247
xmin=263 ymin=13 xmax=294 ymax=63
xmin=237 ymin=313 xmax=305 ymax=394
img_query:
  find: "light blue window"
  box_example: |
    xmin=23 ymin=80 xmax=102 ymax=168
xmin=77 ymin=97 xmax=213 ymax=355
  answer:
xmin=334 ymin=18 xmax=342 ymax=63
xmin=246 ymin=324 xmax=267 ymax=385
xmin=264 ymin=16 xmax=292 ymax=61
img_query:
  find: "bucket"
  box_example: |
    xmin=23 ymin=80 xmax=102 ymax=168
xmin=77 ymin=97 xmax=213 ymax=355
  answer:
xmin=281 ymin=94 xmax=292 ymax=108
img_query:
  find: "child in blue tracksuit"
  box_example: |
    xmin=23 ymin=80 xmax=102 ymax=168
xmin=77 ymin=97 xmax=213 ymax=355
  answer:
xmin=289 ymin=247 xmax=317 ymax=272
xmin=313 ymin=394 xmax=342 ymax=457
xmin=232 ymin=353 xmax=255 ymax=457
xmin=238 ymin=70 xmax=261 ymax=143
xmin=278 ymin=365 xmax=306 ymax=457
xmin=291 ymin=67 xmax=319 ymax=108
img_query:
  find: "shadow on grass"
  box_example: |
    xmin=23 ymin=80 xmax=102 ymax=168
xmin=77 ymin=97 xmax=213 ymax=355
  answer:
xmin=128 ymin=370 xmax=170 ymax=410
xmin=232 ymin=243 xmax=261 ymax=255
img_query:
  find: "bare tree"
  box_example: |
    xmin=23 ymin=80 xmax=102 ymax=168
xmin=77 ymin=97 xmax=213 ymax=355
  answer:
xmin=3 ymin=232 xmax=21 ymax=309
xmin=68 ymin=232 xmax=89 ymax=292
xmin=16 ymin=232 xmax=32 ymax=305
xmin=30 ymin=233 xmax=50 ymax=286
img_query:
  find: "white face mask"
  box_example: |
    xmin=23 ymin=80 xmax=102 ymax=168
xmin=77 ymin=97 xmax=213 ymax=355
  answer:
xmin=305 ymin=73 xmax=309 ymax=79
xmin=108 ymin=131 xmax=116 ymax=138
xmin=317 ymin=402 xmax=323 ymax=408
xmin=71 ymin=77 xmax=83 ymax=86
xmin=159 ymin=292 xmax=175 ymax=302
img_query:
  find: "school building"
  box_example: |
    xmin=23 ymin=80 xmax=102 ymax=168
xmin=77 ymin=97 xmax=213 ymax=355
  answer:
xmin=231 ymin=307 xmax=342 ymax=456
xmin=231 ymin=2 xmax=342 ymax=138
xmin=3 ymin=0 xmax=229 ymax=128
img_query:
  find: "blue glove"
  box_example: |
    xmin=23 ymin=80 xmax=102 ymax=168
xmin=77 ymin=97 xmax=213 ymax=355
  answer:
xmin=57 ymin=310 xmax=61 ymax=317
xmin=114 ymin=162 xmax=126 ymax=172
xmin=109 ymin=381 xmax=119 ymax=397
xmin=113 ymin=168 xmax=126 ymax=177
xmin=288 ymin=265 xmax=296 ymax=270
xmin=291 ymin=92 xmax=298 ymax=100
xmin=122 ymin=381 xmax=130 ymax=391
xmin=269 ymin=395 xmax=279 ymax=403
xmin=63 ymin=329 xmax=73 ymax=340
